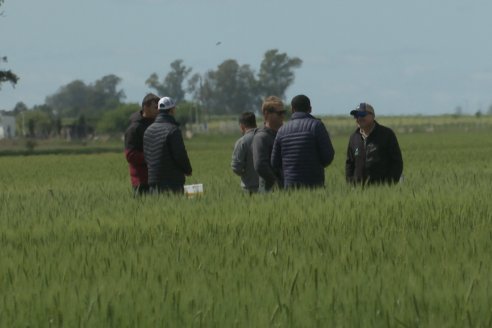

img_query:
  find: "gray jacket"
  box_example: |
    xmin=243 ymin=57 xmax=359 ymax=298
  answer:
xmin=231 ymin=129 xmax=259 ymax=191
xmin=252 ymin=127 xmax=281 ymax=192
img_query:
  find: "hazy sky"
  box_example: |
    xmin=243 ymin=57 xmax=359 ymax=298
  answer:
xmin=1 ymin=0 xmax=492 ymax=115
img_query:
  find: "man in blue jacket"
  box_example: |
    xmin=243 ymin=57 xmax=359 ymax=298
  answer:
xmin=271 ymin=94 xmax=335 ymax=189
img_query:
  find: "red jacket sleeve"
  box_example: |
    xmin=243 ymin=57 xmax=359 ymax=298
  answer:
xmin=125 ymin=149 xmax=145 ymax=166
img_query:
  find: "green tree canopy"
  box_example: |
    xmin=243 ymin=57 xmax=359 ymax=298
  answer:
xmin=96 ymin=103 xmax=139 ymax=134
xmin=146 ymin=59 xmax=192 ymax=102
xmin=257 ymin=49 xmax=302 ymax=100
xmin=0 ymin=64 xmax=19 ymax=89
xmin=13 ymin=101 xmax=29 ymax=115
xmin=16 ymin=109 xmax=53 ymax=138
xmin=1 ymin=0 xmax=19 ymax=89
xmin=201 ymin=59 xmax=258 ymax=115
xmin=45 ymin=74 xmax=125 ymax=120
xmin=187 ymin=49 xmax=302 ymax=114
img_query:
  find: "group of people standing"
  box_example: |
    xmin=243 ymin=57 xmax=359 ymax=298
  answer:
xmin=231 ymin=95 xmax=403 ymax=192
xmin=124 ymin=92 xmax=403 ymax=196
xmin=124 ymin=93 xmax=192 ymax=195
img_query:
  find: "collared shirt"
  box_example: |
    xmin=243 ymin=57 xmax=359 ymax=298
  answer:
xmin=360 ymin=123 xmax=376 ymax=147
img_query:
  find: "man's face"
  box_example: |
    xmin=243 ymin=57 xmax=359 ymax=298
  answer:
xmin=355 ymin=111 xmax=374 ymax=129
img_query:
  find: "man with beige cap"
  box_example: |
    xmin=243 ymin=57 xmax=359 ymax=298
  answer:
xmin=345 ymin=103 xmax=403 ymax=185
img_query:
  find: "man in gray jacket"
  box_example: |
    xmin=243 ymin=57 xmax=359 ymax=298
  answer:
xmin=231 ymin=112 xmax=259 ymax=193
xmin=252 ymin=96 xmax=286 ymax=192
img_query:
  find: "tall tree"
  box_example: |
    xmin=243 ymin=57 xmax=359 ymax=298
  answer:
xmin=187 ymin=73 xmax=203 ymax=104
xmin=91 ymin=74 xmax=125 ymax=110
xmin=21 ymin=109 xmax=53 ymax=138
xmin=12 ymin=101 xmax=28 ymax=115
xmin=146 ymin=59 xmax=192 ymax=102
xmin=45 ymin=80 xmax=90 ymax=118
xmin=0 ymin=57 xmax=18 ymax=89
xmin=201 ymin=60 xmax=258 ymax=115
xmin=96 ymin=103 xmax=139 ymax=134
xmin=0 ymin=1 xmax=19 ymax=89
xmin=45 ymin=75 xmax=125 ymax=119
xmin=257 ymin=49 xmax=302 ymax=100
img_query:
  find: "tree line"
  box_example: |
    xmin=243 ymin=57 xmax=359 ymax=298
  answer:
xmin=0 ymin=0 xmax=19 ymax=90
xmin=6 ymin=49 xmax=302 ymax=138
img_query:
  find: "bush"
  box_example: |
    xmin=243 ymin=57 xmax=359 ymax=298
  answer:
xmin=96 ymin=103 xmax=139 ymax=135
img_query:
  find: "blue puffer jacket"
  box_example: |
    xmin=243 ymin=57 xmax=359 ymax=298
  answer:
xmin=271 ymin=112 xmax=335 ymax=188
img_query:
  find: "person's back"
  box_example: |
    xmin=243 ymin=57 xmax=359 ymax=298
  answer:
xmin=143 ymin=97 xmax=192 ymax=193
xmin=272 ymin=95 xmax=334 ymax=188
xmin=252 ymin=126 xmax=279 ymax=191
xmin=231 ymin=112 xmax=259 ymax=192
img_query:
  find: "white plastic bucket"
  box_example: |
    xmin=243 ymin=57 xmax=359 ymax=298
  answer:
xmin=184 ymin=184 xmax=204 ymax=197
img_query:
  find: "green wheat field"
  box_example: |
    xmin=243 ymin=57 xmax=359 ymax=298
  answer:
xmin=1 ymin=118 xmax=492 ymax=327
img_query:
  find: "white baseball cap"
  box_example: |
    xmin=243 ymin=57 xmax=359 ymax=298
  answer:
xmin=158 ymin=97 xmax=176 ymax=111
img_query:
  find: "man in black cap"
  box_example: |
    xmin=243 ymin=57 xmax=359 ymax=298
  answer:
xmin=143 ymin=97 xmax=192 ymax=194
xmin=271 ymin=94 xmax=335 ymax=188
xmin=124 ymin=93 xmax=160 ymax=196
xmin=345 ymin=103 xmax=403 ymax=185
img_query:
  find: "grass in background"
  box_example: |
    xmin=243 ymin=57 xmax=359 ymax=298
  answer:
xmin=1 ymin=130 xmax=492 ymax=326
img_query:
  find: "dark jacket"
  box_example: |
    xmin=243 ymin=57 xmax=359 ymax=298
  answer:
xmin=143 ymin=113 xmax=192 ymax=189
xmin=271 ymin=112 xmax=335 ymax=188
xmin=252 ymin=127 xmax=280 ymax=191
xmin=124 ymin=111 xmax=154 ymax=187
xmin=345 ymin=121 xmax=403 ymax=185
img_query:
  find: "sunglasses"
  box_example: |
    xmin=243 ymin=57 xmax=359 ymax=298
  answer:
xmin=354 ymin=112 xmax=368 ymax=118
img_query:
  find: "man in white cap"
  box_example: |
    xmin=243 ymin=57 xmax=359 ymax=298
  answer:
xmin=345 ymin=102 xmax=403 ymax=185
xmin=143 ymin=97 xmax=192 ymax=194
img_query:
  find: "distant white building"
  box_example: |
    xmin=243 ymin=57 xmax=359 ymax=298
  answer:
xmin=0 ymin=113 xmax=16 ymax=139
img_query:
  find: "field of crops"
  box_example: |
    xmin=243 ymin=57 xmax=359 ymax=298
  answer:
xmin=1 ymin=121 xmax=492 ymax=326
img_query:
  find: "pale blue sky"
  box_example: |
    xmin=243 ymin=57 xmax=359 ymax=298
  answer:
xmin=1 ymin=0 xmax=492 ymax=115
